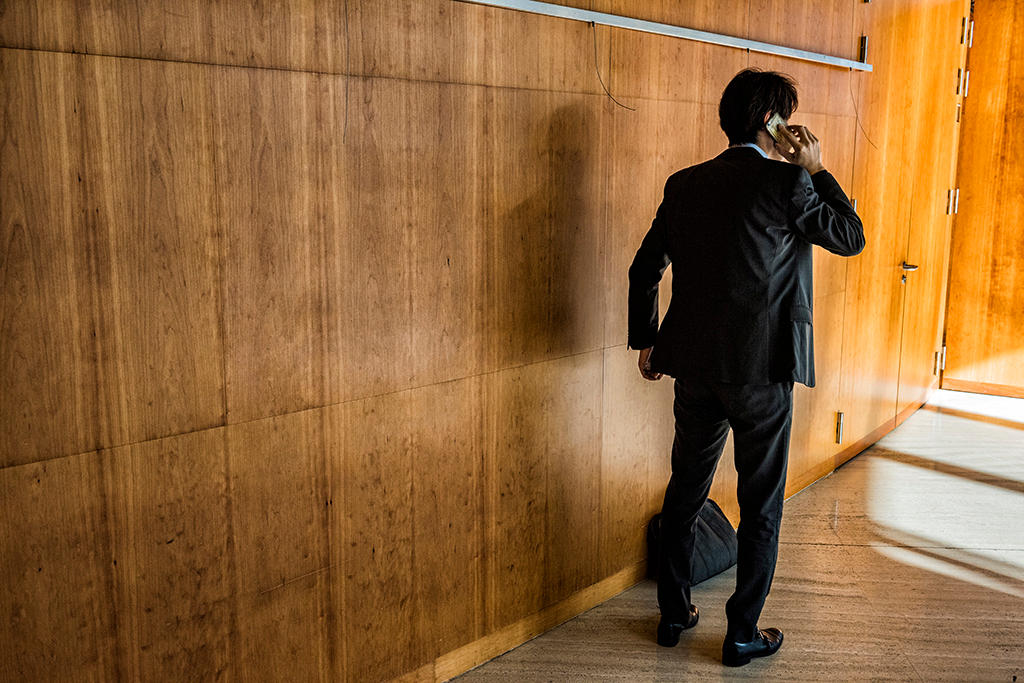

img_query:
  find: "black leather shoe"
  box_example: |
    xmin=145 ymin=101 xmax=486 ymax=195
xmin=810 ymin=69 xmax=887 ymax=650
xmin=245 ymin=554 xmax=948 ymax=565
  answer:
xmin=656 ymin=606 xmax=699 ymax=647
xmin=722 ymin=628 xmax=783 ymax=666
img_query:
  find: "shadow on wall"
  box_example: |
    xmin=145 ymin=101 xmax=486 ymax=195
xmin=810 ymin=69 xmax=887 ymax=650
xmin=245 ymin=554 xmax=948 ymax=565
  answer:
xmin=484 ymin=100 xmax=605 ymax=633
xmin=492 ymin=101 xmax=601 ymax=365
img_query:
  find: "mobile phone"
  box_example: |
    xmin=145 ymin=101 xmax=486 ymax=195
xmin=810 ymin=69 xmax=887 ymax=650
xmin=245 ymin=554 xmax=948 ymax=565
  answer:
xmin=766 ymin=113 xmax=786 ymax=142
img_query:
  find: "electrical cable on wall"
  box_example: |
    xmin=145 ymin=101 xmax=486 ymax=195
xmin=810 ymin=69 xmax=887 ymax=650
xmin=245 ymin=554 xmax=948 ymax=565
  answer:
xmin=591 ymin=22 xmax=636 ymax=111
xmin=848 ymin=70 xmax=878 ymax=151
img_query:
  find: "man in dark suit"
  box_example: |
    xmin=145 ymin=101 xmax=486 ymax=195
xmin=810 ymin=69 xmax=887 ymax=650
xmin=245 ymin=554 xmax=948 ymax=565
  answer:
xmin=627 ymin=69 xmax=865 ymax=667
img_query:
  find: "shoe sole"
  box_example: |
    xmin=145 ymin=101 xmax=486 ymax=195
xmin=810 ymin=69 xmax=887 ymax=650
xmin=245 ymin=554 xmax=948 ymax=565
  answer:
xmin=722 ymin=654 xmax=752 ymax=667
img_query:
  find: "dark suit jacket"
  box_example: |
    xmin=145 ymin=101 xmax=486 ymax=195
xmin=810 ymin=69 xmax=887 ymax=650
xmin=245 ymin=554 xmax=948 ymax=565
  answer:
xmin=627 ymin=146 xmax=865 ymax=388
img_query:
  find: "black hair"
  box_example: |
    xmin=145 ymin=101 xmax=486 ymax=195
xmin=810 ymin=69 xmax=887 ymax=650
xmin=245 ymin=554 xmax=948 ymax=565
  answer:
xmin=718 ymin=68 xmax=799 ymax=145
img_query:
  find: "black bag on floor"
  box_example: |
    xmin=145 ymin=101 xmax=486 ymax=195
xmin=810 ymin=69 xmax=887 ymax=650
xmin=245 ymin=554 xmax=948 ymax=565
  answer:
xmin=646 ymin=499 xmax=737 ymax=584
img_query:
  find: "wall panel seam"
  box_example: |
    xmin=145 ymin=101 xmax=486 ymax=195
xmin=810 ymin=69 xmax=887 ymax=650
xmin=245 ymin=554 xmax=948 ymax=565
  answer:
xmin=0 ymin=45 xmax=861 ymax=117
xmin=2 ymin=345 xmax=633 ymax=472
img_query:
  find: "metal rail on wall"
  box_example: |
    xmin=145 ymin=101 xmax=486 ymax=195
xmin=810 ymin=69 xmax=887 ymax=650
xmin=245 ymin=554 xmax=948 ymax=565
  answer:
xmin=453 ymin=0 xmax=873 ymax=72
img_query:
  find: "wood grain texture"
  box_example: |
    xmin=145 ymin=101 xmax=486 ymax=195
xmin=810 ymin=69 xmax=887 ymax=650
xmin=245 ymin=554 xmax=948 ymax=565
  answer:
xmin=598 ymin=348 xmax=674 ymax=576
xmin=322 ymin=77 xmax=491 ymax=405
xmin=944 ymin=0 xmax=1024 ymax=393
xmin=104 ymin=428 xmax=234 ymax=681
xmin=332 ymin=374 xmax=485 ymax=681
xmin=225 ymin=410 xmax=331 ymax=681
xmin=941 ymin=378 xmax=1024 ymax=401
xmin=334 ymin=390 xmax=417 ymax=682
xmin=1 ymin=49 xmax=226 ymax=464
xmin=484 ymin=351 xmax=603 ymax=632
xmin=838 ymin=0 xmax=912 ymax=447
xmin=0 ymin=1 xmax=605 ymax=97
xmin=602 ymin=0 xmax=747 ymax=105
xmin=789 ymin=290 xmax=847 ymax=489
xmin=601 ymin=99 xmax=663 ymax=349
xmin=215 ymin=67 xmax=326 ymax=424
xmin=1 ymin=49 xmax=104 ymax=464
xmin=896 ymin=0 xmax=968 ymax=413
xmin=480 ymin=88 xmax=606 ymax=370
xmin=408 ymin=379 xmax=485 ymax=664
xmin=0 ymin=453 xmax=116 ymax=679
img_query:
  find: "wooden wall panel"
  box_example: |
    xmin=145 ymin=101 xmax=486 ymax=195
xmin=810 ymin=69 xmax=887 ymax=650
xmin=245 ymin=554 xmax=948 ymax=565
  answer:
xmin=0 ymin=1 xmax=606 ymax=97
xmin=409 ymin=378 xmax=485 ymax=664
xmin=331 ymin=374 xmax=484 ymax=681
xmin=481 ymin=88 xmax=606 ymax=369
xmin=484 ymin=351 xmax=602 ymax=632
xmin=0 ymin=454 xmax=115 ymax=679
xmin=1 ymin=50 xmax=103 ymax=465
xmin=225 ymin=411 xmax=331 ymax=681
xmin=591 ymin=0 xmax=748 ymax=36
xmin=215 ymin=68 xmax=327 ymax=424
xmin=602 ymin=100 xmax=668 ymax=349
xmin=599 ymin=348 xmax=673 ymax=575
xmin=88 ymin=57 xmax=226 ymax=448
xmin=838 ymin=0 xmax=912 ymax=449
xmin=105 ymin=428 xmax=234 ymax=681
xmin=747 ymin=0 xmax=856 ymax=57
xmin=788 ymin=290 xmax=847 ymax=489
xmin=944 ymin=0 xmax=1024 ymax=394
xmin=1 ymin=49 xmax=225 ymax=464
xmin=604 ymin=9 xmax=746 ymax=105
xmin=335 ymin=390 xmax=417 ymax=682
xmin=323 ymin=77 xmax=488 ymax=405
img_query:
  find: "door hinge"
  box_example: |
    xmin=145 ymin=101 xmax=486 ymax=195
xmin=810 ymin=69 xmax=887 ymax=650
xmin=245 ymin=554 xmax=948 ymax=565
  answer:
xmin=946 ymin=189 xmax=953 ymax=214
xmin=956 ymin=102 xmax=961 ymax=123
xmin=941 ymin=345 xmax=947 ymax=371
xmin=934 ymin=351 xmax=940 ymax=375
xmin=835 ymin=411 xmax=845 ymax=444
xmin=964 ymin=70 xmax=970 ymax=97
xmin=960 ymin=17 xmax=967 ymax=44
xmin=954 ymin=187 xmax=960 ymax=214
xmin=858 ymin=35 xmax=869 ymax=63
xmin=957 ymin=68 xmax=963 ymax=95
xmin=969 ymin=20 xmax=974 ymax=48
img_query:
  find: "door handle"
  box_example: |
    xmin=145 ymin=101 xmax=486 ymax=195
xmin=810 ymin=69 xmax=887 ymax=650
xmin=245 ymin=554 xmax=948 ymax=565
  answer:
xmin=901 ymin=262 xmax=919 ymax=271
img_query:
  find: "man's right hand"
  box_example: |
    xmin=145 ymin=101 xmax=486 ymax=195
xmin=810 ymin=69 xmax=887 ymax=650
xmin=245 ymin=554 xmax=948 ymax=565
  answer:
xmin=775 ymin=125 xmax=825 ymax=176
xmin=638 ymin=347 xmax=663 ymax=381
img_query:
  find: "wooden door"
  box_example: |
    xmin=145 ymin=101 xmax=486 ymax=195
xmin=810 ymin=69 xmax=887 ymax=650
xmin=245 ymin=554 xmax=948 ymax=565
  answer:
xmin=895 ymin=0 xmax=971 ymax=416
xmin=943 ymin=0 xmax=1024 ymax=398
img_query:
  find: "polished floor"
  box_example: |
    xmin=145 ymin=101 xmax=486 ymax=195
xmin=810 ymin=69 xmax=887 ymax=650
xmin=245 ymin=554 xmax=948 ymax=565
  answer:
xmin=456 ymin=390 xmax=1024 ymax=681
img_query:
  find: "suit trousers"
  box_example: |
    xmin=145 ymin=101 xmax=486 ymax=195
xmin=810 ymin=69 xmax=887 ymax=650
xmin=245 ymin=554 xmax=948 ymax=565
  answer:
xmin=657 ymin=377 xmax=793 ymax=642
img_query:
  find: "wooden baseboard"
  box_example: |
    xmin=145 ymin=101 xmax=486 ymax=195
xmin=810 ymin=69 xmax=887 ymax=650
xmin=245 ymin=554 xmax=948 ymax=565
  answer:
xmin=832 ymin=417 xmax=893 ymax=469
xmin=785 ymin=457 xmax=838 ymax=499
xmin=406 ymin=561 xmax=647 ymax=682
xmin=940 ymin=377 xmax=1024 ymax=400
xmin=895 ymin=396 xmax=924 ymax=427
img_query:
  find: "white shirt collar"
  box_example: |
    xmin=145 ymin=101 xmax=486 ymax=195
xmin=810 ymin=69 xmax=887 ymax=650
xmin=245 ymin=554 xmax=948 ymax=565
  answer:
xmin=731 ymin=142 xmax=769 ymax=159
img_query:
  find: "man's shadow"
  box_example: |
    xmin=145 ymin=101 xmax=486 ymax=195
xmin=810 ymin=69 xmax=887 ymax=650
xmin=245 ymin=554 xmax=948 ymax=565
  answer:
xmin=491 ymin=101 xmax=601 ymax=368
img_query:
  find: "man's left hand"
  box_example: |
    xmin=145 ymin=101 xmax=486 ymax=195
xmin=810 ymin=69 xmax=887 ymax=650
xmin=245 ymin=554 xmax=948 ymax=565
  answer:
xmin=638 ymin=347 xmax=663 ymax=381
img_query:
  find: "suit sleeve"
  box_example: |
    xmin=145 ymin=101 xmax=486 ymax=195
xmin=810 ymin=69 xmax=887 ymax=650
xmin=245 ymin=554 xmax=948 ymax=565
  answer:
xmin=788 ymin=169 xmax=866 ymax=256
xmin=627 ymin=178 xmax=673 ymax=350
